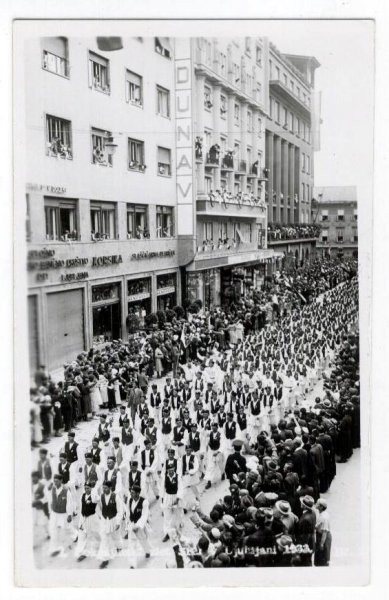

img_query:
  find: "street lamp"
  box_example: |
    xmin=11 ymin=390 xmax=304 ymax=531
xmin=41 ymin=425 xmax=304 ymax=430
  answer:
xmin=105 ymin=134 xmax=118 ymax=156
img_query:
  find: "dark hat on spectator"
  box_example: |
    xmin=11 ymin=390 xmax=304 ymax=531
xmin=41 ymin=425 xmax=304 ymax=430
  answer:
xmin=39 ymin=448 xmax=48 ymax=454
xmin=103 ymin=480 xmax=113 ymax=488
xmin=232 ymin=439 xmax=243 ymax=449
xmin=130 ymin=460 xmax=138 ymax=467
xmin=132 ymin=485 xmax=141 ymax=493
xmin=53 ymin=473 xmax=63 ymax=481
xmin=267 ymin=460 xmax=279 ymax=471
xmin=68 ymin=431 xmax=75 ymax=438
xmin=84 ymin=452 xmax=93 ymax=459
xmin=59 ymin=452 xmax=67 ymax=459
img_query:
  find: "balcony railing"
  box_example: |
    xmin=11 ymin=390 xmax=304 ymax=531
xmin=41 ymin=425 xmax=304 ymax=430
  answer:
xmin=196 ymin=239 xmax=258 ymax=256
xmin=267 ymin=224 xmax=321 ymax=241
xmin=221 ymin=153 xmax=234 ymax=170
xmin=205 ymin=152 xmax=219 ymax=166
xmin=201 ymin=190 xmax=266 ymax=211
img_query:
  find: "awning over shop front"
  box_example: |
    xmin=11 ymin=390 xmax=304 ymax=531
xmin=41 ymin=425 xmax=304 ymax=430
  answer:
xmin=186 ymin=248 xmax=282 ymax=272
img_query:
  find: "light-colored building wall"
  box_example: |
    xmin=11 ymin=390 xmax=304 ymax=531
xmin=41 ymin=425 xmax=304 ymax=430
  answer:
xmin=25 ymin=36 xmax=181 ymax=370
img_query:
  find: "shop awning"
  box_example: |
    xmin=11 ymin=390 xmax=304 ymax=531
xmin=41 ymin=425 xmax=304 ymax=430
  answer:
xmin=186 ymin=248 xmax=280 ymax=272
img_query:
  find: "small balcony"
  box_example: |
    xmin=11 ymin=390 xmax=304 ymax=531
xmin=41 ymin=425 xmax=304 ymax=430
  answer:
xmin=221 ymin=153 xmax=234 ymax=170
xmin=205 ymin=152 xmax=219 ymax=167
xmin=233 ymin=159 xmax=247 ymax=173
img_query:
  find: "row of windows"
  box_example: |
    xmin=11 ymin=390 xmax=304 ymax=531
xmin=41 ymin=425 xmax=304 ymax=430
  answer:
xmin=320 ymin=209 xmax=358 ymax=222
xmin=42 ymin=199 xmax=175 ymax=242
xmin=321 ymin=228 xmax=358 ymax=243
xmin=203 ymin=86 xmax=263 ymax=130
xmin=201 ymin=220 xmax=254 ymax=244
xmin=42 ymin=37 xmax=172 ymax=113
xmin=270 ymin=206 xmax=310 ymax=225
xmin=269 ymin=59 xmax=311 ymax=106
xmin=45 ymin=114 xmax=172 ymax=175
xmin=269 ymin=97 xmax=311 ymax=143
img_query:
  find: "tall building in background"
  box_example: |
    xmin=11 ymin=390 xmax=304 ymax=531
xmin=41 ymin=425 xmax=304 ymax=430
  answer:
xmin=26 ymin=37 xmax=180 ymax=372
xmin=179 ymin=37 xmax=279 ymax=309
xmin=313 ymin=186 xmax=358 ymax=259
xmin=264 ymin=39 xmax=321 ymax=266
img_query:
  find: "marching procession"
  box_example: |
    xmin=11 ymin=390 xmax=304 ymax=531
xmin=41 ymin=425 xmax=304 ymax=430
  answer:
xmin=30 ymin=258 xmax=360 ymax=569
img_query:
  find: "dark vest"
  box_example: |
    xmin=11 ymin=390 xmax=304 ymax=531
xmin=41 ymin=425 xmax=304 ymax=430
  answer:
xmin=122 ymin=428 xmax=134 ymax=446
xmin=91 ymin=447 xmax=101 ymax=464
xmin=98 ymin=424 xmax=110 ymax=442
xmin=225 ymin=421 xmax=237 ymax=440
xmin=64 ymin=441 xmax=78 ymax=463
xmin=104 ymin=468 xmax=118 ymax=491
xmin=129 ymin=496 xmax=145 ymax=523
xmin=182 ymin=454 xmax=195 ymax=476
xmin=209 ymin=431 xmax=221 ymax=450
xmin=58 ymin=462 xmax=70 ymax=484
xmin=37 ymin=459 xmax=52 ymax=481
xmin=101 ymin=493 xmax=117 ymax=519
xmin=165 ymin=472 xmax=178 ymax=495
xmin=150 ymin=392 xmax=161 ymax=408
xmin=51 ymin=486 xmax=68 ymax=513
xmin=162 ymin=417 xmax=172 ymax=434
xmin=141 ymin=449 xmax=155 ymax=470
xmin=81 ymin=493 xmax=97 ymax=517
xmin=189 ymin=432 xmax=200 ymax=452
xmin=238 ymin=414 xmax=247 ymax=430
xmin=128 ymin=470 xmax=142 ymax=490
xmin=84 ymin=463 xmax=98 ymax=484
xmin=145 ymin=426 xmax=157 ymax=446
xmin=165 ymin=458 xmax=178 ymax=472
xmin=173 ymin=426 xmax=185 ymax=444
xmin=251 ymin=399 xmax=261 ymax=415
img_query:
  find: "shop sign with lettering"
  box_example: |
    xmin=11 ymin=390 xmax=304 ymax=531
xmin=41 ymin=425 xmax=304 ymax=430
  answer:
xmin=27 ymin=183 xmax=66 ymax=195
xmin=131 ymin=250 xmax=175 ymax=260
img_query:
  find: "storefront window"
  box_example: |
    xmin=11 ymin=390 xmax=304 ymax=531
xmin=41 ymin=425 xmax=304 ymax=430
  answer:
xmin=156 ymin=273 xmax=177 ymax=311
xmin=92 ymin=283 xmax=121 ymax=344
xmin=127 ymin=277 xmax=152 ymax=322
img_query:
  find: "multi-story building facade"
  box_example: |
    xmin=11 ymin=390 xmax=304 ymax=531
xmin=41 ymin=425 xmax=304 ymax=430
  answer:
xmin=177 ymin=37 xmax=278 ymax=308
xmin=313 ymin=186 xmax=358 ymax=259
xmin=264 ymin=40 xmax=321 ymax=266
xmin=25 ymin=36 xmax=181 ymax=371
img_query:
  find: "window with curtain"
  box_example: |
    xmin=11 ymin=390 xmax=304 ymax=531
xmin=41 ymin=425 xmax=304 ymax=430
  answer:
xmin=88 ymin=51 xmax=110 ymax=93
xmin=156 ymin=206 xmax=174 ymax=237
xmin=42 ymin=37 xmax=69 ymax=77
xmin=128 ymin=138 xmax=145 ymax=171
xmin=46 ymin=114 xmax=72 ymax=158
xmin=126 ymin=70 xmax=142 ymax=106
xmin=44 ymin=198 xmax=78 ymax=241
xmin=90 ymin=202 xmax=116 ymax=240
xmin=127 ymin=204 xmax=148 ymax=239
xmin=91 ymin=127 xmax=112 ymax=166
xmin=156 ymin=85 xmax=170 ymax=118
xmin=154 ymin=37 xmax=172 ymax=59
xmin=157 ymin=146 xmax=171 ymax=176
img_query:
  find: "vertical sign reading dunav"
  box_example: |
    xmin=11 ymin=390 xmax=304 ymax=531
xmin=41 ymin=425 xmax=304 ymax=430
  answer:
xmin=175 ymin=39 xmax=195 ymax=245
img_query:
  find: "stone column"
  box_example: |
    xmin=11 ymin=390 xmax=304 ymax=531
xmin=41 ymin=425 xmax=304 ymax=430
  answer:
xmin=288 ymin=144 xmax=295 ymax=224
xmin=281 ymin=140 xmax=289 ymax=225
xmin=265 ymin=131 xmax=274 ymax=223
xmin=274 ymin=136 xmax=282 ymax=223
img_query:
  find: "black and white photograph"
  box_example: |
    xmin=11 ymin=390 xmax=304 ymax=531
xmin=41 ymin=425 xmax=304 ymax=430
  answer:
xmin=12 ymin=16 xmax=374 ymax=588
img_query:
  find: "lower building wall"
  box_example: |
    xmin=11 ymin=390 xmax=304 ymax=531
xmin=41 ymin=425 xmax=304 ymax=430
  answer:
xmin=28 ymin=267 xmax=181 ymax=372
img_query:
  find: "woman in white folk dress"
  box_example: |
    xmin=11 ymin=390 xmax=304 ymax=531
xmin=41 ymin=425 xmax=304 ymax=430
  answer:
xmin=89 ymin=374 xmax=103 ymax=415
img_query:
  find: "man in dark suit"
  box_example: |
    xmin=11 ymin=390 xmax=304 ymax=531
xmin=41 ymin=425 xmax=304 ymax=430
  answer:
xmin=63 ymin=431 xmax=78 ymax=464
xmin=224 ymin=440 xmax=247 ymax=485
xmin=296 ymin=495 xmax=316 ymax=566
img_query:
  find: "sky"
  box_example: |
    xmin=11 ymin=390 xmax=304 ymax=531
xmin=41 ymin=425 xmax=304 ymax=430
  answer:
xmin=258 ymin=20 xmax=374 ymax=204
